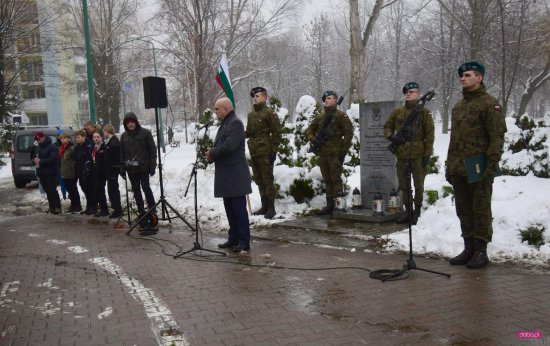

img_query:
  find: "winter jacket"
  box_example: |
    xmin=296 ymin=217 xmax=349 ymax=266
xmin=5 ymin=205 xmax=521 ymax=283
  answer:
xmin=103 ymin=135 xmax=121 ymax=178
xmin=305 ymin=106 xmax=353 ymax=156
xmin=74 ymin=141 xmax=94 ymax=180
xmin=33 ymin=136 xmax=60 ymax=177
xmin=245 ymin=102 xmax=282 ymax=157
xmin=210 ymin=111 xmax=252 ymax=198
xmin=60 ymin=142 xmax=77 ymax=179
xmin=120 ymin=113 xmax=157 ymax=174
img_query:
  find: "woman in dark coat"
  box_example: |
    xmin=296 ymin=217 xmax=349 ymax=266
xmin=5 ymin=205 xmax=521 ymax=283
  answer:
xmin=59 ymin=133 xmax=82 ymax=213
xmin=102 ymin=124 xmax=123 ymax=218
xmin=92 ymin=130 xmax=109 ymax=217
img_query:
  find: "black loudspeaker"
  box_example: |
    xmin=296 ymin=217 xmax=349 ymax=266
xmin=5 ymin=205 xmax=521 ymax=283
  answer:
xmin=143 ymin=76 xmax=168 ymax=109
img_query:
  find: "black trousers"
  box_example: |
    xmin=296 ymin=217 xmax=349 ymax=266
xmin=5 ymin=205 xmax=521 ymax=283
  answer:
xmin=94 ymin=175 xmax=108 ymax=211
xmin=38 ymin=174 xmax=61 ymax=210
xmin=64 ymin=178 xmax=81 ymax=208
xmin=79 ymin=177 xmax=96 ymax=212
xmin=107 ymin=176 xmax=122 ymax=212
xmin=128 ymin=171 xmax=155 ymax=213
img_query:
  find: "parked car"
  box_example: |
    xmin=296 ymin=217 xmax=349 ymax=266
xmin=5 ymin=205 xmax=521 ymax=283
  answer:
xmin=10 ymin=127 xmax=74 ymax=188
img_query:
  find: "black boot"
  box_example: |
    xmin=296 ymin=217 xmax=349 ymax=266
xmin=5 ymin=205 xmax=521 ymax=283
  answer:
xmin=316 ymin=197 xmax=334 ymax=216
xmin=264 ymin=198 xmax=276 ymax=219
xmin=252 ymin=196 xmax=268 ymax=216
xmin=396 ymin=205 xmax=410 ymax=223
xmin=467 ymin=239 xmax=490 ymax=269
xmin=411 ymin=205 xmax=421 ymax=225
xmin=449 ymin=237 xmax=475 ymax=265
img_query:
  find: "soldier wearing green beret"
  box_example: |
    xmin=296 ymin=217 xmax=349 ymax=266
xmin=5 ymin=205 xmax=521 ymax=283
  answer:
xmin=446 ymin=61 xmax=507 ymax=269
xmin=384 ymin=82 xmax=435 ymax=225
xmin=245 ymin=87 xmax=281 ymax=219
xmin=306 ymin=91 xmax=353 ymax=215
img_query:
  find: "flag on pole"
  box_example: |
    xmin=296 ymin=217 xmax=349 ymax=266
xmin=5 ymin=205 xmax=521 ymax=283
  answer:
xmin=215 ymin=52 xmax=235 ymax=108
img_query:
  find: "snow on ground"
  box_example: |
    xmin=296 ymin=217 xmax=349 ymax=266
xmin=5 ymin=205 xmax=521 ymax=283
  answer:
xmin=2 ymin=113 xmax=549 ymax=266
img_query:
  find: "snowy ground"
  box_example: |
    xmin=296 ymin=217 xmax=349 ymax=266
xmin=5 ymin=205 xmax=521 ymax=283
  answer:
xmin=2 ymin=115 xmax=549 ymax=267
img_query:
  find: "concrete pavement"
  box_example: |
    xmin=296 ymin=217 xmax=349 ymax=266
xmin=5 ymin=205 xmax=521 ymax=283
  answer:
xmin=1 ymin=211 xmax=549 ymax=345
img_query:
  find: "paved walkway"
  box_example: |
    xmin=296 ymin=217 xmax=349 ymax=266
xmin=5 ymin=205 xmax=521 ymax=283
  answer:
xmin=1 ymin=212 xmax=548 ymax=345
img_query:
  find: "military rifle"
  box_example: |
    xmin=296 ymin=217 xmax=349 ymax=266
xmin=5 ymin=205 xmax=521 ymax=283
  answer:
xmin=309 ymin=92 xmax=346 ymax=154
xmin=388 ymin=88 xmax=436 ymax=154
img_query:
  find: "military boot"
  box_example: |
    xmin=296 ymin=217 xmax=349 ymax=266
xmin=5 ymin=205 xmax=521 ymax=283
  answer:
xmin=264 ymin=198 xmax=276 ymax=219
xmin=467 ymin=239 xmax=490 ymax=269
xmin=316 ymin=196 xmax=334 ymax=216
xmin=396 ymin=205 xmax=410 ymax=223
xmin=252 ymin=196 xmax=268 ymax=216
xmin=449 ymin=237 xmax=475 ymax=265
xmin=411 ymin=205 xmax=421 ymax=225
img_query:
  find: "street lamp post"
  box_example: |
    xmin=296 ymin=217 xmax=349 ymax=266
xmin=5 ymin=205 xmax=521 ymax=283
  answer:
xmin=82 ymin=0 xmax=97 ymax=124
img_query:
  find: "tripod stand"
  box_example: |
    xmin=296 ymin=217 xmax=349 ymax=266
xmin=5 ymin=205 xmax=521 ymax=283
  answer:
xmin=381 ymin=89 xmax=450 ymax=282
xmin=127 ymin=107 xmax=195 ymax=236
xmin=174 ymin=122 xmax=225 ymax=257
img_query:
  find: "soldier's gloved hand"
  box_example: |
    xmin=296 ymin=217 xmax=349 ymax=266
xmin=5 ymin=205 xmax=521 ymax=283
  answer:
xmin=421 ymin=156 xmax=430 ymax=168
xmin=269 ymin=152 xmax=277 ymax=164
xmin=149 ymin=168 xmax=156 ymax=177
xmin=481 ymin=161 xmax=498 ymax=183
xmin=339 ymin=155 xmax=345 ymax=163
xmin=390 ymin=135 xmax=406 ymax=145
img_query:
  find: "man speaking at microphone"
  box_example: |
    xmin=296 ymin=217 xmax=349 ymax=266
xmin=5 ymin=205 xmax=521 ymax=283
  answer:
xmin=384 ymin=82 xmax=435 ymax=225
xmin=206 ymin=97 xmax=252 ymax=253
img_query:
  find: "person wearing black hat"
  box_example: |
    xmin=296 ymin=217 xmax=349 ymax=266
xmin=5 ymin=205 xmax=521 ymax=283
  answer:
xmin=32 ymin=132 xmax=62 ymax=214
xmin=245 ymin=87 xmax=281 ymax=219
xmin=384 ymin=82 xmax=435 ymax=225
xmin=446 ymin=61 xmax=507 ymax=269
xmin=120 ymin=112 xmax=158 ymax=230
xmin=305 ymin=90 xmax=353 ymax=215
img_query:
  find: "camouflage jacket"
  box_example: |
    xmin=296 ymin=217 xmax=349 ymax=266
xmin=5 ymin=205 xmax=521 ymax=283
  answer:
xmin=245 ymin=102 xmax=282 ymax=157
xmin=305 ymin=106 xmax=353 ymax=156
xmin=446 ymin=85 xmax=507 ymax=176
xmin=384 ymin=100 xmax=435 ymax=160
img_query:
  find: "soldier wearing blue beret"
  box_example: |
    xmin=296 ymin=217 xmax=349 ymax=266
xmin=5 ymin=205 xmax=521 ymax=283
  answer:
xmin=446 ymin=61 xmax=507 ymax=269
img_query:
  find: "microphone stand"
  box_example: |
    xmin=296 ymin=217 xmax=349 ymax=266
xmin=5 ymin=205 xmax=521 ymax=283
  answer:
xmin=174 ymin=122 xmax=225 ymax=257
xmin=381 ymin=91 xmax=450 ymax=281
xmin=127 ymin=107 xmax=195 ymax=235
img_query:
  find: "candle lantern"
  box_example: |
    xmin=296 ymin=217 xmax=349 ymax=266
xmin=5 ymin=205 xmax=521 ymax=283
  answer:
xmin=351 ymin=187 xmax=362 ymax=209
xmin=372 ymin=191 xmax=384 ymax=215
xmin=387 ymin=188 xmax=401 ymax=211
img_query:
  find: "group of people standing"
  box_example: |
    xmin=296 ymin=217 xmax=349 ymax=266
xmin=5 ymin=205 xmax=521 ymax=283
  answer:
xmin=210 ymin=60 xmax=506 ymax=270
xmin=32 ymin=112 xmax=158 ymax=232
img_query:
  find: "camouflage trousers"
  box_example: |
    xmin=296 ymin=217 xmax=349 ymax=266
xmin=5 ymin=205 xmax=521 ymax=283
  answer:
xmin=250 ymin=155 xmax=276 ymax=199
xmin=396 ymin=158 xmax=426 ymax=208
xmin=450 ymin=174 xmax=494 ymax=243
xmin=319 ymin=155 xmax=343 ymax=198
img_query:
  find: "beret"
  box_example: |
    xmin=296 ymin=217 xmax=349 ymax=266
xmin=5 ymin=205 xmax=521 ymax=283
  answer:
xmin=458 ymin=61 xmax=485 ymax=77
xmin=250 ymin=87 xmax=267 ymax=97
xmin=402 ymin=82 xmax=419 ymax=94
xmin=322 ymin=90 xmax=337 ymax=102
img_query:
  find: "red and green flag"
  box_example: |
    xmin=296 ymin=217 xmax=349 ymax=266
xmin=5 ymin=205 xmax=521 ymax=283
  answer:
xmin=215 ymin=52 xmax=235 ymax=108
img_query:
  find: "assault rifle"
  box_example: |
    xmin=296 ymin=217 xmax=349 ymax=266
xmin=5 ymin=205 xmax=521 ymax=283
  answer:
xmin=309 ymin=93 xmax=346 ymax=154
xmin=388 ymin=88 xmax=436 ymax=154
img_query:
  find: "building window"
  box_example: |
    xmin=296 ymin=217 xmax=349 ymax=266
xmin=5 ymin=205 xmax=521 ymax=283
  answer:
xmin=29 ymin=113 xmax=48 ymax=126
xmin=22 ymin=86 xmax=46 ymax=99
xmin=77 ymin=82 xmax=88 ymax=95
xmin=20 ymin=58 xmax=43 ymax=82
xmin=78 ymin=100 xmax=89 ymax=112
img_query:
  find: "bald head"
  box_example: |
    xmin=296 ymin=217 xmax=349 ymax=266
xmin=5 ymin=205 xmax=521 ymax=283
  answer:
xmin=214 ymin=97 xmax=234 ymax=120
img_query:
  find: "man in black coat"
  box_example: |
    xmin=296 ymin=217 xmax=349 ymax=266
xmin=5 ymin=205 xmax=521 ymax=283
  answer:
xmin=32 ymin=132 xmax=62 ymax=214
xmin=120 ymin=112 xmax=157 ymax=216
xmin=206 ymin=97 xmax=252 ymax=252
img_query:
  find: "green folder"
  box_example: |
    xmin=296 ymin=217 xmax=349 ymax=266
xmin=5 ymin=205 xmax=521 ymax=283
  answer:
xmin=464 ymin=153 xmax=487 ymax=183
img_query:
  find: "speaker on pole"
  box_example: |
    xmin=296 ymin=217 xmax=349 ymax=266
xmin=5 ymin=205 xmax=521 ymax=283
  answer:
xmin=143 ymin=76 xmax=168 ymax=109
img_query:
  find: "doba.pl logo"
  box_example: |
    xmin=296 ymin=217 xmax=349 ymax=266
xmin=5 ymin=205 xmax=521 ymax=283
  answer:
xmin=516 ymin=330 xmax=543 ymax=339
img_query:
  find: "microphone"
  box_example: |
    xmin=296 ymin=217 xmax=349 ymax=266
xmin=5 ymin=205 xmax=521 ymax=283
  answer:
xmin=198 ymin=120 xmax=215 ymax=130
xmin=419 ymin=88 xmax=436 ymax=102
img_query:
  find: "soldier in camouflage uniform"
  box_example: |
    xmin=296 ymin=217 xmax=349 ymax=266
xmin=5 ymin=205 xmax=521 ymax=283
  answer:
xmin=245 ymin=87 xmax=282 ymax=219
xmin=306 ymin=91 xmax=353 ymax=215
xmin=446 ymin=61 xmax=507 ymax=269
xmin=384 ymin=82 xmax=435 ymax=225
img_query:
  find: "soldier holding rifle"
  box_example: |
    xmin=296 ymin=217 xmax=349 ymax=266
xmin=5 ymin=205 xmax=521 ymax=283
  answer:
xmin=306 ymin=91 xmax=353 ymax=215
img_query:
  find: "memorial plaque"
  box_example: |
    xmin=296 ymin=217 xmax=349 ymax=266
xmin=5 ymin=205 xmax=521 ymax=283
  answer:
xmin=359 ymin=101 xmax=401 ymax=210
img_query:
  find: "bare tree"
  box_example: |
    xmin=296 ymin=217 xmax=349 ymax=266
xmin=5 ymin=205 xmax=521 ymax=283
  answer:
xmin=156 ymin=0 xmax=297 ymax=119
xmin=62 ymin=0 xmax=141 ymax=131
